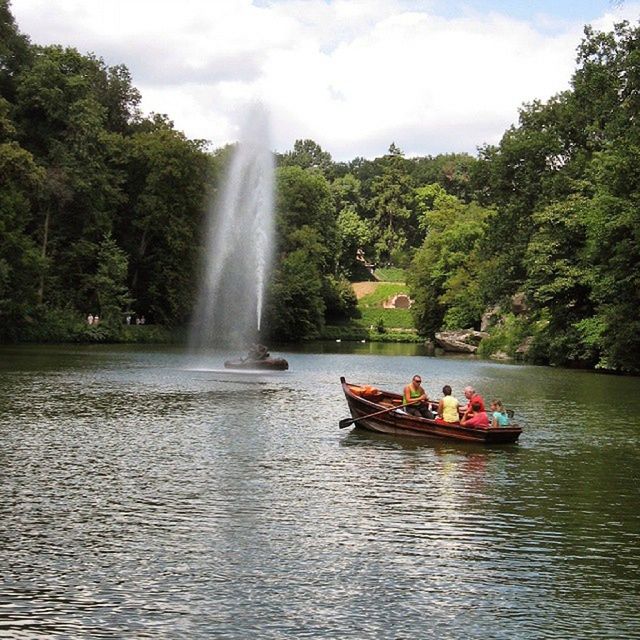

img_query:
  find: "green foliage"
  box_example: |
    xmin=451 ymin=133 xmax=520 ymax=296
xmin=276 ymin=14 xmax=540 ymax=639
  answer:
xmin=266 ymin=249 xmax=325 ymax=341
xmin=118 ymin=126 xmax=209 ymax=325
xmin=331 ymin=173 xmax=363 ymax=215
xmin=319 ymin=324 xmax=368 ymax=341
xmin=90 ymin=233 xmax=133 ymax=326
xmin=323 ymin=275 xmax=359 ymax=321
xmin=0 ymin=0 xmax=31 ymax=101
xmin=336 ymin=206 xmax=373 ymax=275
xmin=1 ymin=2 xmax=639 ymax=369
xmin=358 ymin=307 xmax=414 ymax=330
xmin=358 ymin=282 xmax=407 ymax=306
xmin=0 ymin=137 xmax=44 ymax=339
xmin=319 ymin=323 xmax=423 ymax=343
xmin=477 ymin=314 xmax=530 ymax=359
xmin=409 ymin=191 xmax=493 ymax=337
xmin=373 ymin=267 xmax=406 ymax=282
xmin=368 ymin=144 xmax=415 ymax=262
xmin=278 ymin=139 xmax=333 ymax=177
xmin=410 ymin=153 xmax=478 ymax=202
xmin=276 ymin=165 xmax=337 ymax=269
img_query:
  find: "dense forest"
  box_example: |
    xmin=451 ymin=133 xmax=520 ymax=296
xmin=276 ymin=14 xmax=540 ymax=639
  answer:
xmin=1 ymin=1 xmax=638 ymax=372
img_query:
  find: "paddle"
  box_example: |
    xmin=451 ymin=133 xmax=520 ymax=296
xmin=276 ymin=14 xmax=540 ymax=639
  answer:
xmin=339 ymin=400 xmax=421 ymax=429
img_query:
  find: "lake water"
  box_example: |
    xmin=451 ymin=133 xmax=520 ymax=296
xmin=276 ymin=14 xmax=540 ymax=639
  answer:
xmin=1 ymin=343 xmax=639 ymax=639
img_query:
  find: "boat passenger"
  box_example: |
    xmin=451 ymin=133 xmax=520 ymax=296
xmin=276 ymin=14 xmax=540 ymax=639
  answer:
xmin=437 ymin=385 xmax=460 ymax=423
xmin=490 ymin=399 xmax=510 ymax=427
xmin=460 ymin=401 xmax=490 ymax=428
xmin=461 ymin=385 xmax=485 ymax=414
xmin=403 ymin=375 xmax=434 ymax=419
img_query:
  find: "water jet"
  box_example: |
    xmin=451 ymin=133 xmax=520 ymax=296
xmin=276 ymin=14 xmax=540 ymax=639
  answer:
xmin=189 ymin=104 xmax=276 ymax=353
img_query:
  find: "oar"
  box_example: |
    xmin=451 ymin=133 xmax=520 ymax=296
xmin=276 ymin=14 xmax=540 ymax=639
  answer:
xmin=339 ymin=400 xmax=421 ymax=429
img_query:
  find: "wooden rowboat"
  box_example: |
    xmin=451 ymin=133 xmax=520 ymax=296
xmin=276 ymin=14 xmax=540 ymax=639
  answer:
xmin=224 ymin=357 xmax=289 ymax=371
xmin=340 ymin=377 xmax=522 ymax=444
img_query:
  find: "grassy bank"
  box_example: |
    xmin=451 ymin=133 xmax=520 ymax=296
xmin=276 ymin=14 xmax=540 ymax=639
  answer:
xmin=3 ymin=309 xmax=179 ymax=344
xmin=322 ymin=270 xmax=424 ymax=343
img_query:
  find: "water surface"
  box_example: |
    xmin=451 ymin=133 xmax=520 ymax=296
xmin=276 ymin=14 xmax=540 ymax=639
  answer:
xmin=1 ymin=344 xmax=639 ymax=638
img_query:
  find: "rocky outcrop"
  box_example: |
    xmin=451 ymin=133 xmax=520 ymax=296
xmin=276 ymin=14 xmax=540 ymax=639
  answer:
xmin=511 ymin=292 xmax=528 ymax=315
xmin=480 ymin=305 xmax=501 ymax=332
xmin=435 ymin=330 xmax=489 ymax=353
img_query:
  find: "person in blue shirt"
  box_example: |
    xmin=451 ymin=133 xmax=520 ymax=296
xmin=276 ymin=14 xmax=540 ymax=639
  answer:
xmin=490 ymin=399 xmax=510 ymax=427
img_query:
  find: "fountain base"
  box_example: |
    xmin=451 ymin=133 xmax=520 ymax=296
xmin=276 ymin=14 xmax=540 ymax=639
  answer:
xmin=224 ymin=357 xmax=289 ymax=371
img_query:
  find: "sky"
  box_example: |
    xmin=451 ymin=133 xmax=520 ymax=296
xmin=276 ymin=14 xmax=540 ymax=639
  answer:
xmin=9 ymin=0 xmax=640 ymax=160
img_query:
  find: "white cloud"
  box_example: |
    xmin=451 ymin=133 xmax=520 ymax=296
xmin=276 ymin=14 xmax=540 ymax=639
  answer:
xmin=9 ymin=0 xmax=640 ymax=160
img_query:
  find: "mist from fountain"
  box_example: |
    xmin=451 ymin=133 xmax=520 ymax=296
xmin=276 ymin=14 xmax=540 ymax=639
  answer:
xmin=189 ymin=105 xmax=275 ymax=352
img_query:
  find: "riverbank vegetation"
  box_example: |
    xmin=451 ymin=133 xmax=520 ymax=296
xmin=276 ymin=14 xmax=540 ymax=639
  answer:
xmin=0 ymin=2 xmax=638 ymax=372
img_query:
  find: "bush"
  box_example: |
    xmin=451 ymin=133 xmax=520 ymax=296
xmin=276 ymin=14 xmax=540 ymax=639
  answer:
xmin=320 ymin=324 xmax=368 ymax=341
xmin=323 ymin=275 xmax=360 ymax=321
xmin=477 ymin=313 xmax=530 ymax=358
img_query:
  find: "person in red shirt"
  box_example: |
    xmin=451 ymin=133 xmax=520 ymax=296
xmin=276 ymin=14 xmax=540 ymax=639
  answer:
xmin=462 ymin=385 xmax=485 ymax=414
xmin=460 ymin=401 xmax=490 ymax=428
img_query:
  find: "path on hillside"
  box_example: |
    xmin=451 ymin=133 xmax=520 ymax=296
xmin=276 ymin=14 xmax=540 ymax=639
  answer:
xmin=351 ymin=282 xmax=380 ymax=299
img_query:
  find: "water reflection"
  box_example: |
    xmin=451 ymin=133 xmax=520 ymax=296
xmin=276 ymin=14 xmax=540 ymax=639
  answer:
xmin=0 ymin=344 xmax=639 ymax=638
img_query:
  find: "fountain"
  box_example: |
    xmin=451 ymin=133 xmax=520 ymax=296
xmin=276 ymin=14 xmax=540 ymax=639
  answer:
xmin=189 ymin=104 xmax=276 ymax=356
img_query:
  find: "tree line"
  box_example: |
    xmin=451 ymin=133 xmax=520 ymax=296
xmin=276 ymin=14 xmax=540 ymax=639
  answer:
xmin=1 ymin=2 xmax=638 ymax=371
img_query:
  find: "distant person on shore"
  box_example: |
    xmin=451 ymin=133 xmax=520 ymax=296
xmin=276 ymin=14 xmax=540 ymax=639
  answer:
xmin=403 ymin=375 xmax=434 ymax=418
xmin=126 ymin=315 xmax=131 ymax=325
xmin=87 ymin=314 xmax=94 ymax=325
xmin=462 ymin=385 xmax=485 ymax=415
xmin=94 ymin=315 xmax=100 ymax=325
xmin=437 ymin=385 xmax=460 ymax=423
xmin=460 ymin=401 xmax=490 ymax=428
xmin=490 ymin=399 xmax=511 ymax=427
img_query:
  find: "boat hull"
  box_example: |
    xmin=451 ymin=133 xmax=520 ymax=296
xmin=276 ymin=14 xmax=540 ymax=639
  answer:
xmin=340 ymin=377 xmax=521 ymax=444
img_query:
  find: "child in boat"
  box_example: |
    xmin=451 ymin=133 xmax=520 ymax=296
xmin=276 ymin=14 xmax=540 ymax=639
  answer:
xmin=436 ymin=385 xmax=459 ymax=423
xmin=490 ymin=399 xmax=510 ymax=427
xmin=460 ymin=401 xmax=490 ymax=428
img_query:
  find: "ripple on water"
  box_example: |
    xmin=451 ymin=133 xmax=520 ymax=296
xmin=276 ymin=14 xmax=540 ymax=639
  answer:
xmin=0 ymin=348 xmax=639 ymax=638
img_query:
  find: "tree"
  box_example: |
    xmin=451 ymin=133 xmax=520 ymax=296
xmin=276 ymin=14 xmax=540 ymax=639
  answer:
xmin=410 ymin=153 xmax=478 ymax=202
xmin=90 ymin=233 xmax=132 ymax=326
xmin=114 ymin=123 xmax=209 ymax=325
xmin=368 ymin=143 xmax=415 ymax=262
xmin=330 ymin=172 xmax=363 ymax=215
xmin=523 ymin=196 xmax=595 ymax=365
xmin=409 ymin=192 xmax=493 ymax=336
xmin=323 ymin=274 xmax=359 ymax=321
xmin=266 ymin=249 xmax=325 ymax=341
xmin=0 ymin=0 xmax=31 ymax=101
xmin=278 ymin=139 xmax=333 ymax=176
xmin=0 ymin=105 xmax=44 ymax=336
xmin=276 ymin=165 xmax=337 ymax=271
xmin=13 ymin=46 xmax=128 ymax=310
xmin=336 ymin=206 xmax=373 ymax=276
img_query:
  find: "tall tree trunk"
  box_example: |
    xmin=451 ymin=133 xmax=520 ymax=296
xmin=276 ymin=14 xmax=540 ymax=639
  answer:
xmin=37 ymin=207 xmax=50 ymax=304
xmin=131 ymin=226 xmax=147 ymax=290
